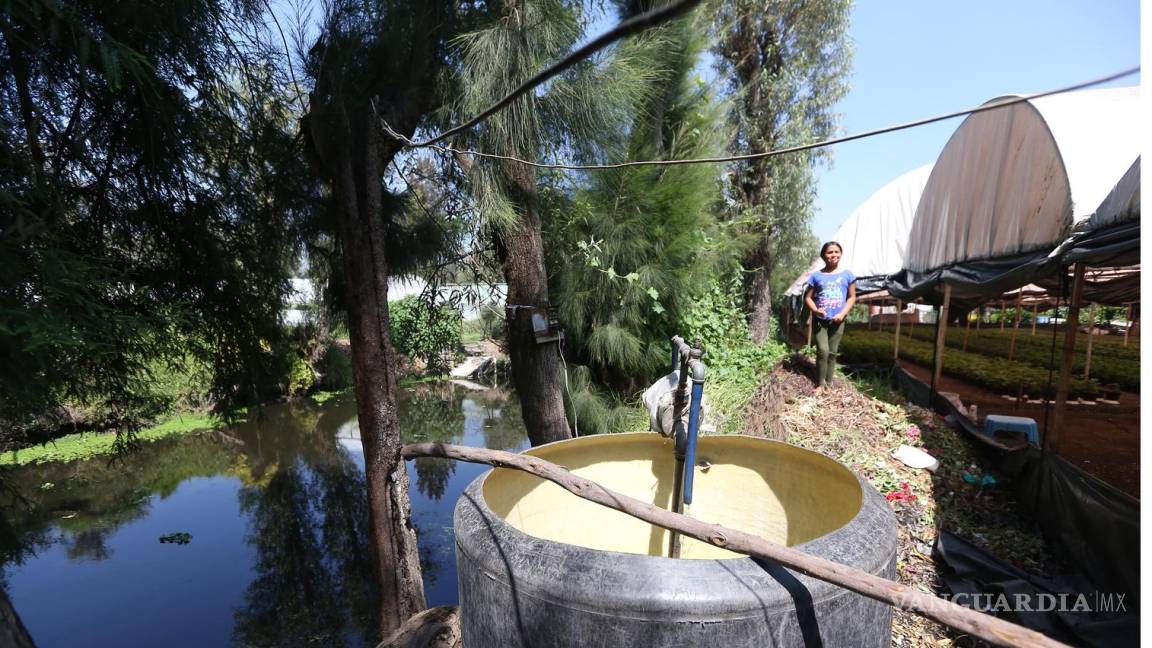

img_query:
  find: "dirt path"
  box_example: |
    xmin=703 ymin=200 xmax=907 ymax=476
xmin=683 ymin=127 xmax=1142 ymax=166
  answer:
xmin=744 ymin=355 xmax=1070 ymax=647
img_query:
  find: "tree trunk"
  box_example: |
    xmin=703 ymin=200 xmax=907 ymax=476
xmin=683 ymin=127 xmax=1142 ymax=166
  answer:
xmin=745 ymin=243 xmax=773 ymax=343
xmin=497 ymin=160 xmax=572 ymax=446
xmin=311 ymin=103 xmax=426 ymax=637
xmin=0 ymin=588 xmax=35 ymax=648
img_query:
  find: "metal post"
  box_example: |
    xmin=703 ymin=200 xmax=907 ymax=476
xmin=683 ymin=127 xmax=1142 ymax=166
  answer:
xmin=1083 ymin=303 xmax=1097 ymax=379
xmin=1009 ymin=292 xmax=1023 ymax=360
xmin=893 ymin=300 xmax=902 ymax=362
xmin=1124 ymin=302 xmax=1133 ymax=346
xmin=932 ymin=284 xmax=951 ymax=392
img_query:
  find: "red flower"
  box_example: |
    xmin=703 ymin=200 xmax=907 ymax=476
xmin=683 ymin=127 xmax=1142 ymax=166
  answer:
xmin=885 ymin=482 xmax=918 ymax=503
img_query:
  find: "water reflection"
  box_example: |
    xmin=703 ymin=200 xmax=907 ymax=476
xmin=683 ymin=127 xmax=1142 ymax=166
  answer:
xmin=0 ymin=383 xmax=528 ymax=648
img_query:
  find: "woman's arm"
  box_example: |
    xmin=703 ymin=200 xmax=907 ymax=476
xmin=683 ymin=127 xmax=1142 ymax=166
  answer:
xmin=804 ymin=284 xmax=826 ymax=319
xmin=832 ymin=281 xmax=857 ymax=323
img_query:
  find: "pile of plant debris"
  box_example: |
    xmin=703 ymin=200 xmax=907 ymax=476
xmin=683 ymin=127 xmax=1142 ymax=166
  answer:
xmin=744 ymin=355 xmax=1064 ymax=646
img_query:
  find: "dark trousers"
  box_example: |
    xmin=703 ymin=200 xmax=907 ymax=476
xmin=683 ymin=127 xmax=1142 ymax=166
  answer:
xmin=814 ymin=319 xmax=845 ymax=387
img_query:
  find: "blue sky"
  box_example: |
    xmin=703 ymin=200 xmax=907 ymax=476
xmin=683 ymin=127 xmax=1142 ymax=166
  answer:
xmin=811 ymin=0 xmax=1141 ymax=243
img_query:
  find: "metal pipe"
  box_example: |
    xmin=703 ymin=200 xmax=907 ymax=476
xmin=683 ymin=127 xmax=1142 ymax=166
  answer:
xmin=667 ymin=336 xmax=707 ymax=558
xmin=682 ymin=367 xmax=707 ymax=506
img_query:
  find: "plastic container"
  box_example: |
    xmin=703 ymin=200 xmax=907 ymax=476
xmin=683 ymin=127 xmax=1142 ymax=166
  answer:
xmin=454 ymin=433 xmax=897 ymax=647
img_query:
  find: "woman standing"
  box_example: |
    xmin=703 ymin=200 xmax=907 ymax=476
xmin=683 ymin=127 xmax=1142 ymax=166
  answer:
xmin=804 ymin=242 xmax=856 ymax=390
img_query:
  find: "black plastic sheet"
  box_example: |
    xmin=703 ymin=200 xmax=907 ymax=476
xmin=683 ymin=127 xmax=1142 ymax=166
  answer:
xmin=934 ymin=530 xmax=1138 ymax=647
xmin=891 ymin=368 xmax=1140 ymax=628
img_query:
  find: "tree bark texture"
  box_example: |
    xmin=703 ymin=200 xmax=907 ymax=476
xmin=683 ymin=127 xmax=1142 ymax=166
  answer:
xmin=310 ymin=103 xmax=426 ymax=636
xmin=0 ymin=588 xmax=36 ymax=648
xmin=496 ymin=159 xmax=572 ymax=446
xmin=745 ymin=243 xmax=774 ymax=343
xmin=402 ymin=442 xmax=1073 ymax=648
xmin=377 ymin=606 xmax=461 ymax=648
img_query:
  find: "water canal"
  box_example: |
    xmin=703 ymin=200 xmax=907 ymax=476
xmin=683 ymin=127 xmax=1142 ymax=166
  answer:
xmin=1 ymin=383 xmax=527 ymax=647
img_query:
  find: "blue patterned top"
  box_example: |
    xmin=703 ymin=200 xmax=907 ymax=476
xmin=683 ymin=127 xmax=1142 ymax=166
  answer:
xmin=807 ymin=270 xmax=856 ymax=321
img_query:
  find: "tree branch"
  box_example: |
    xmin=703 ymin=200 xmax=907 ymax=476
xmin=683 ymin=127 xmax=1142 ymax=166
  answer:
xmin=401 ymin=442 xmax=1072 ymax=648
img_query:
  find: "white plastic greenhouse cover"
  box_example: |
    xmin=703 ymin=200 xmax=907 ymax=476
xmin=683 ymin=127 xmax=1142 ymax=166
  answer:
xmin=904 ymin=86 xmax=1141 ymax=273
xmin=784 ymin=164 xmax=933 ymax=297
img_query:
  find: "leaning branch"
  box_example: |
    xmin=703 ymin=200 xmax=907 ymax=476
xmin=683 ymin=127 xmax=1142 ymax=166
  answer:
xmin=401 ymin=442 xmax=1071 ymax=648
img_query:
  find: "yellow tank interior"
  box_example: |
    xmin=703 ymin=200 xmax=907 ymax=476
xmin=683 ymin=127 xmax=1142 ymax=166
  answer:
xmin=483 ymin=433 xmax=863 ymax=559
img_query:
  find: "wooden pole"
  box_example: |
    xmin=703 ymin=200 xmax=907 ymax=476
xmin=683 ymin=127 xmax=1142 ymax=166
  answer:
xmin=1124 ymin=302 xmax=1133 ymax=346
xmin=976 ymin=305 xmax=982 ymax=330
xmin=1031 ymin=303 xmax=1038 ymax=336
xmin=1050 ymin=263 xmax=1086 ymax=452
xmin=894 ymin=300 xmax=903 ymax=362
xmin=876 ymin=303 xmax=883 ymax=333
xmin=1008 ymin=292 xmax=1023 ymax=360
xmin=962 ymin=311 xmax=972 ymax=352
xmin=907 ymin=303 xmax=915 ymax=338
xmin=1000 ymin=300 xmax=1006 ymax=330
xmin=1083 ymin=303 xmax=1097 ymax=379
xmin=932 ymin=284 xmax=952 ymax=391
xmin=401 ymin=442 xmax=1073 ymax=648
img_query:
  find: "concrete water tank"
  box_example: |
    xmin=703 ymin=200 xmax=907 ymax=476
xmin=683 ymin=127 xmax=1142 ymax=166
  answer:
xmin=454 ymin=433 xmax=897 ymax=647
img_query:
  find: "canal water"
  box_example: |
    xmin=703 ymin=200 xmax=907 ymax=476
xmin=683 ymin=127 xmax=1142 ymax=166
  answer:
xmin=0 ymin=383 xmax=528 ymax=647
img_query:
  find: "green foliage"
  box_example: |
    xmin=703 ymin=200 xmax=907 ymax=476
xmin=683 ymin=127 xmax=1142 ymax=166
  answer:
xmin=315 ymin=342 xmax=354 ymax=391
xmin=0 ymin=0 xmax=311 ymax=446
xmin=389 ymin=297 xmax=462 ymax=374
xmin=681 ymin=278 xmax=788 ymax=432
xmin=286 ymin=354 xmax=316 ymax=397
xmin=840 ymin=329 xmax=1103 ymax=398
xmin=713 ymin=0 xmax=852 ymax=320
xmin=901 ymin=326 xmax=1139 ymax=392
xmin=547 ymin=8 xmax=740 ymax=394
xmin=559 ymin=364 xmax=644 ymax=436
xmin=0 ymin=412 xmax=227 ymax=466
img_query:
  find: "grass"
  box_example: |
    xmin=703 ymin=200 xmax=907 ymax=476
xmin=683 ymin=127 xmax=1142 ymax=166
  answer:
xmin=1 ymin=412 xmax=232 ymax=467
xmin=310 ymin=388 xmax=351 ymax=404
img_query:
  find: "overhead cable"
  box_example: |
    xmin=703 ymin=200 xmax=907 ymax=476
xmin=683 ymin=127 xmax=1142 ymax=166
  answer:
xmin=402 ymin=0 xmax=703 ymax=148
xmin=387 ymin=66 xmax=1139 ymax=171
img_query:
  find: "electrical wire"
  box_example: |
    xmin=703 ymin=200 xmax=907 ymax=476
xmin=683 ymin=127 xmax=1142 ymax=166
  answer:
xmin=403 ymin=0 xmax=704 ymax=148
xmin=558 ymin=340 xmax=579 ymax=437
xmin=383 ymin=66 xmax=1139 ymax=170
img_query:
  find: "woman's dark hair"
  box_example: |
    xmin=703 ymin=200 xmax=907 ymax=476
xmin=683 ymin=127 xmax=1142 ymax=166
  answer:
xmin=820 ymin=241 xmax=843 ymax=258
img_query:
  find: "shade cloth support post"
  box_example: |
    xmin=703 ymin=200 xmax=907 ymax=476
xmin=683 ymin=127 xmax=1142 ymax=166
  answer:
xmin=877 ymin=303 xmax=884 ymax=333
xmin=962 ymin=312 xmax=972 ymax=352
xmin=1083 ymin=303 xmax=1097 ymax=379
xmin=894 ymin=300 xmax=903 ymax=361
xmin=908 ymin=303 xmax=915 ymax=338
xmin=1050 ymin=263 xmax=1085 ymax=452
xmin=1124 ymin=303 xmax=1133 ymax=346
xmin=1009 ymin=292 xmax=1023 ymax=360
xmin=1031 ymin=303 xmax=1039 ymax=336
xmin=932 ymin=284 xmax=951 ymax=392
xmin=1000 ymin=300 xmax=1006 ymax=330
